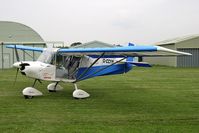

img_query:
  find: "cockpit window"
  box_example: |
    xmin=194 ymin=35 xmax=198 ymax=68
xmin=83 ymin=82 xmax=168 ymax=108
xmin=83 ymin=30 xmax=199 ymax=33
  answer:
xmin=55 ymin=55 xmax=82 ymax=79
xmin=37 ymin=49 xmax=55 ymax=64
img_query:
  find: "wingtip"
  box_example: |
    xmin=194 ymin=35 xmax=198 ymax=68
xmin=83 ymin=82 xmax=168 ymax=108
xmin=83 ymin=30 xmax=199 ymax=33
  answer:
xmin=185 ymin=53 xmax=192 ymax=56
xmin=156 ymin=46 xmax=192 ymax=56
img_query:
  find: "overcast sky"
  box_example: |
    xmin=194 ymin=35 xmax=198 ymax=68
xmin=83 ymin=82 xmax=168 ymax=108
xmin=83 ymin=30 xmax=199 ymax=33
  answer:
xmin=1 ymin=0 xmax=199 ymax=45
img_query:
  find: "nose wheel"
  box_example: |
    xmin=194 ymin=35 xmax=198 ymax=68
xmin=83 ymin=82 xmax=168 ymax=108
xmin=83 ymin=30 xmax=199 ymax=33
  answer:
xmin=22 ymin=87 xmax=43 ymax=99
xmin=22 ymin=79 xmax=43 ymax=99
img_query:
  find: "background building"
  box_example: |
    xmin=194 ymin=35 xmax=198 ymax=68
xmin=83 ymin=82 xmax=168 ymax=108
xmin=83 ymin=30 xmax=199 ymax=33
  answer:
xmin=1 ymin=21 xmax=198 ymax=68
xmin=144 ymin=35 xmax=199 ymax=67
xmin=71 ymin=40 xmax=115 ymax=48
xmin=0 ymin=21 xmax=45 ymax=69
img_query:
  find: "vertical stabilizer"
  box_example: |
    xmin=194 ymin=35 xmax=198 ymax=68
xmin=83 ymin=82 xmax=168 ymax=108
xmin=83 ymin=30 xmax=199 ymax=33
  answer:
xmin=125 ymin=43 xmax=134 ymax=72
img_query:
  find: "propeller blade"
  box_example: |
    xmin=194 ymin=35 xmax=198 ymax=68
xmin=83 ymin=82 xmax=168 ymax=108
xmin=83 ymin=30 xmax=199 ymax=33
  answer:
xmin=14 ymin=45 xmax=20 ymax=62
xmin=13 ymin=68 xmax=19 ymax=86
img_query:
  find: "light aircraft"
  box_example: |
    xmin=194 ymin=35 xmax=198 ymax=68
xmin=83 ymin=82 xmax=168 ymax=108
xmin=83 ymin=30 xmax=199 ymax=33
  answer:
xmin=6 ymin=43 xmax=191 ymax=99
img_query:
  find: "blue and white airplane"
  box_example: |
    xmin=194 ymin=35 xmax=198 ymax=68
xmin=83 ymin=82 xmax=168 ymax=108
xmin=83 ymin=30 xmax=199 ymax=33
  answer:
xmin=6 ymin=43 xmax=191 ymax=99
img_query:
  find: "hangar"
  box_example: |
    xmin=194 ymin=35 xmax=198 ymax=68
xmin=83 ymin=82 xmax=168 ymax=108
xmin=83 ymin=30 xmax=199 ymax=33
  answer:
xmin=144 ymin=35 xmax=199 ymax=67
xmin=0 ymin=21 xmax=45 ymax=69
xmin=71 ymin=40 xmax=115 ymax=48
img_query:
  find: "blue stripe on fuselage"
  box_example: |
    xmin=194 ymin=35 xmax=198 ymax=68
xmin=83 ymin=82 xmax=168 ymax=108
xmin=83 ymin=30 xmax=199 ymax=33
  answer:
xmin=76 ymin=63 xmax=133 ymax=81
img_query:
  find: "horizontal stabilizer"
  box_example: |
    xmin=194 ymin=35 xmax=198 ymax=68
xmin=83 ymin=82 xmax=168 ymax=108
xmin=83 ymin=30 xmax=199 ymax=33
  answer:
xmin=127 ymin=61 xmax=152 ymax=67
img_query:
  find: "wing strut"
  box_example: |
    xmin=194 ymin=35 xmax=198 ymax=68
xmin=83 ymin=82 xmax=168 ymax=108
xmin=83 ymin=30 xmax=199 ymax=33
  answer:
xmin=76 ymin=52 xmax=105 ymax=80
xmin=23 ymin=50 xmax=34 ymax=60
xmin=75 ymin=57 xmax=126 ymax=82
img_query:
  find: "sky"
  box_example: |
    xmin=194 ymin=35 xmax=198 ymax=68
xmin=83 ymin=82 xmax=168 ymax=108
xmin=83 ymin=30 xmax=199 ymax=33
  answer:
xmin=1 ymin=0 xmax=199 ymax=45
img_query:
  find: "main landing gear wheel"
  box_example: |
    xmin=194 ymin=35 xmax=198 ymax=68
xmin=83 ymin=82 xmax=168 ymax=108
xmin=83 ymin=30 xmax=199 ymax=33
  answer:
xmin=47 ymin=82 xmax=63 ymax=92
xmin=72 ymin=84 xmax=90 ymax=99
xmin=24 ymin=95 xmax=33 ymax=99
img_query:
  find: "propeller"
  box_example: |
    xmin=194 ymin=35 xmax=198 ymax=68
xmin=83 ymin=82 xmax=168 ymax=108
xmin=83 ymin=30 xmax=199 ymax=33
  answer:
xmin=13 ymin=45 xmax=21 ymax=86
xmin=13 ymin=68 xmax=19 ymax=86
xmin=14 ymin=45 xmax=20 ymax=62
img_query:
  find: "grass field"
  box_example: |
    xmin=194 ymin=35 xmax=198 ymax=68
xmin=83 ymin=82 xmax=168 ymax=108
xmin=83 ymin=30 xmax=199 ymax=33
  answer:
xmin=0 ymin=66 xmax=199 ymax=133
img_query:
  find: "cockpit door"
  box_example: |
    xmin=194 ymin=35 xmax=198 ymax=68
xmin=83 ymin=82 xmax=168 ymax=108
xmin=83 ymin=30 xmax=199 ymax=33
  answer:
xmin=55 ymin=54 xmax=81 ymax=80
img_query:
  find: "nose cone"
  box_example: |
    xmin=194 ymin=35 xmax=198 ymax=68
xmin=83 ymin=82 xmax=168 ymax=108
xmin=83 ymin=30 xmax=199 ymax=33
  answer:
xmin=13 ymin=62 xmax=21 ymax=68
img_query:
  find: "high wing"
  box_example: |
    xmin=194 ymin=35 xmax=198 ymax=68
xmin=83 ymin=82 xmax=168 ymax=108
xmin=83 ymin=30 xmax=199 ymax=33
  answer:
xmin=6 ymin=44 xmax=191 ymax=57
xmin=6 ymin=45 xmax=44 ymax=52
xmin=58 ymin=45 xmax=191 ymax=57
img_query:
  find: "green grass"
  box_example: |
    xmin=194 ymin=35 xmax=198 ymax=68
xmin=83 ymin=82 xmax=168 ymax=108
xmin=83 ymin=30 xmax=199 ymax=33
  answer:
xmin=0 ymin=66 xmax=199 ymax=133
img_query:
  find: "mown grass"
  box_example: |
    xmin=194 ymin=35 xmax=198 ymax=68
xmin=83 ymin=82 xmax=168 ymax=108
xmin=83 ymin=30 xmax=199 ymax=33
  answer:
xmin=0 ymin=66 xmax=199 ymax=133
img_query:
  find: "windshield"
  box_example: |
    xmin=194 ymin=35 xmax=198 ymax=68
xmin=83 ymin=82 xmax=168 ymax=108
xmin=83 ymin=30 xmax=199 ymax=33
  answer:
xmin=37 ymin=49 xmax=55 ymax=64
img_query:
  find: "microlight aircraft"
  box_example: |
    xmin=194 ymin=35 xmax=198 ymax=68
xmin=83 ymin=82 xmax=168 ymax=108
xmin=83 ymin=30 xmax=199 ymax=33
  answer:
xmin=6 ymin=43 xmax=191 ymax=99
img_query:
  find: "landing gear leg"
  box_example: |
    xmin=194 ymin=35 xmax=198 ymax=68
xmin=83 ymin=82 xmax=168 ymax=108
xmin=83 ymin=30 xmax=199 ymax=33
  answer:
xmin=49 ymin=82 xmax=59 ymax=92
xmin=72 ymin=83 xmax=90 ymax=99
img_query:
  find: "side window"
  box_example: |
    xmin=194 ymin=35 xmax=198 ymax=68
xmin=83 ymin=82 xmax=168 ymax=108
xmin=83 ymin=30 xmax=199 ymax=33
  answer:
xmin=50 ymin=54 xmax=56 ymax=65
xmin=55 ymin=55 xmax=82 ymax=79
xmin=56 ymin=54 xmax=63 ymax=68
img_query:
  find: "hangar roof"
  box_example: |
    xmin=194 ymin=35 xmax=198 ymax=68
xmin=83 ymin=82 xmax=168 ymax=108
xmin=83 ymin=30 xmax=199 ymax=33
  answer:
xmin=0 ymin=21 xmax=44 ymax=43
xmin=156 ymin=35 xmax=199 ymax=45
xmin=72 ymin=40 xmax=115 ymax=48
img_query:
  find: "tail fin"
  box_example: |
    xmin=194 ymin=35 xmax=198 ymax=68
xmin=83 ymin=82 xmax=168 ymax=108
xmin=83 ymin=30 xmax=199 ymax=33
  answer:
xmin=125 ymin=43 xmax=134 ymax=72
xmin=126 ymin=43 xmax=134 ymax=62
